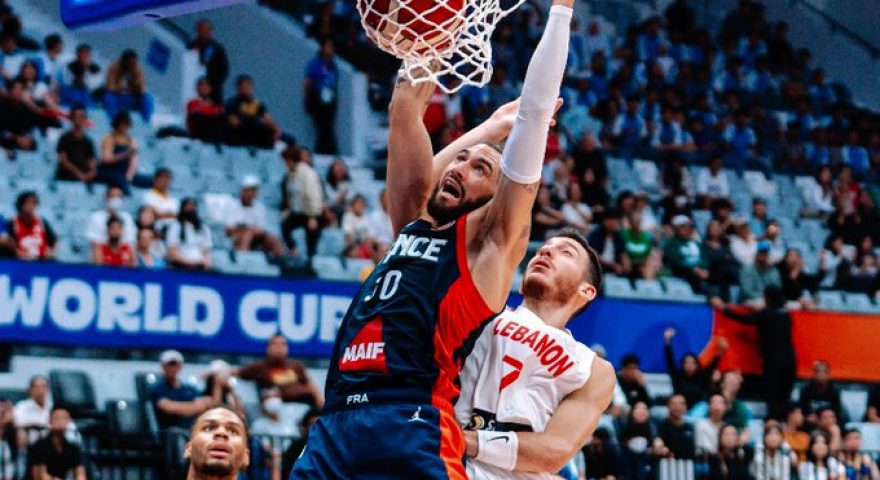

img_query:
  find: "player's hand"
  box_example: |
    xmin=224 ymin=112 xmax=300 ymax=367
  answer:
xmin=484 ymin=97 xmax=564 ymax=142
xmin=710 ymin=296 xmax=726 ymax=310
xmin=390 ymin=67 xmax=437 ymax=115
xmin=663 ymin=328 xmax=675 ymax=343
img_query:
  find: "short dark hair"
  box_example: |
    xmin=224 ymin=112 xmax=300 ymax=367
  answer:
xmin=76 ymin=43 xmax=91 ymax=54
xmin=784 ymin=402 xmax=801 ymax=417
xmin=816 ymin=406 xmax=835 ymax=418
xmin=107 ymin=214 xmax=122 ymax=228
xmin=70 ymin=103 xmax=87 ymax=115
xmin=154 ymin=168 xmax=171 ymax=179
xmin=282 ymin=145 xmax=301 ymax=162
xmin=843 ymin=428 xmax=861 ymax=438
xmin=112 ymin=111 xmax=132 ymax=130
xmin=15 ymin=191 xmax=37 ymax=212
xmin=621 ymin=353 xmax=640 ymax=368
xmin=191 ymin=405 xmax=249 ymax=438
xmin=236 ymin=74 xmax=253 ymax=86
xmin=50 ymin=405 xmax=70 ymax=417
xmin=44 ymin=34 xmax=62 ymax=51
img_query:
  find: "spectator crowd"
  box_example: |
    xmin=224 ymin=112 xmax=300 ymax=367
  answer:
xmin=1 ymin=0 xmax=879 ymax=307
xmin=1 ymin=0 xmax=880 ymax=478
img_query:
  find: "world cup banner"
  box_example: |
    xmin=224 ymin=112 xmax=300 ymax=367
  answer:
xmin=3 ymin=260 xmax=877 ymax=382
xmin=0 ymin=260 xmax=360 ymax=356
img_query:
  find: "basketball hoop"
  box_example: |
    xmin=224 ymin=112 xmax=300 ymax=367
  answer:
xmin=358 ymin=0 xmax=526 ymax=94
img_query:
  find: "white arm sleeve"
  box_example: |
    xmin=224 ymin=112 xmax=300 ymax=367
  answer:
xmin=500 ymin=5 xmax=572 ymax=185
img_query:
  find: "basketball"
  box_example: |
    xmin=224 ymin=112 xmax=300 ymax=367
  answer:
xmin=359 ymin=0 xmax=467 ymax=55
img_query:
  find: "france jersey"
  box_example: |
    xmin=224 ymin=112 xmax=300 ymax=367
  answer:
xmin=292 ymin=215 xmax=498 ymax=480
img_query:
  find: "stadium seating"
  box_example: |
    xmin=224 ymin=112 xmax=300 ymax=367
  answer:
xmin=49 ymin=370 xmax=102 ymax=420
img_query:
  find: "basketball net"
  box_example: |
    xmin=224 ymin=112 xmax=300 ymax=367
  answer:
xmin=358 ymin=0 xmax=526 ymax=94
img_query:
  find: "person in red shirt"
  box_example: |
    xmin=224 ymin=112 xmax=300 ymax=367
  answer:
xmin=186 ymin=77 xmax=225 ymax=143
xmin=8 ymin=191 xmax=56 ymax=261
xmin=92 ymin=216 xmax=135 ymax=267
xmin=234 ymin=335 xmax=323 ymax=407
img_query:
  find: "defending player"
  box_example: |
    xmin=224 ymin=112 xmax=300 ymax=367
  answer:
xmin=291 ymin=0 xmax=573 ymax=478
xmin=455 ymin=230 xmax=616 ymax=479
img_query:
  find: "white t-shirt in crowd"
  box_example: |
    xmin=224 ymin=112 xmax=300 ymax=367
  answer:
xmin=143 ymin=189 xmax=181 ymax=217
xmin=366 ymin=209 xmax=393 ymax=246
xmin=166 ymin=221 xmax=213 ymax=264
xmin=85 ymin=209 xmax=137 ymax=245
xmin=696 ymin=169 xmax=730 ymax=198
xmin=13 ymin=398 xmax=49 ymax=428
xmin=695 ymin=419 xmax=721 ymax=454
xmin=342 ymin=212 xmax=372 ymax=243
xmin=561 ymin=202 xmax=592 ymax=228
xmin=730 ymin=235 xmax=757 ymax=266
xmin=226 ymin=200 xmax=267 ymax=229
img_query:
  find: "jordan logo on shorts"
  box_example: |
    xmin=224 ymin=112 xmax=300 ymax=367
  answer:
xmin=408 ymin=406 xmax=428 ymax=424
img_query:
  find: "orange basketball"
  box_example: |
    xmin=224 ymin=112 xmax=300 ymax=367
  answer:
xmin=360 ymin=0 xmax=466 ymax=55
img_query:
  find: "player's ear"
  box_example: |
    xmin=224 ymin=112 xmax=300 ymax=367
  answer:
xmin=580 ymin=282 xmax=597 ymax=303
xmin=183 ymin=441 xmax=192 ymax=460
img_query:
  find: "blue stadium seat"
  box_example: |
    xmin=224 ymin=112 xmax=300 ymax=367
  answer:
xmin=633 ymin=159 xmax=660 ymax=193
xmin=603 ymin=274 xmax=636 ymax=298
xmin=747 ymin=419 xmax=765 ymax=446
xmin=846 ymin=423 xmax=880 ymax=451
xmin=312 ymin=256 xmax=347 ymax=281
xmin=634 ymin=279 xmax=665 ymax=300
xmin=818 ymin=291 xmax=847 ymax=311
xmin=316 ymin=228 xmax=345 ymax=257
xmin=844 ymin=293 xmax=877 ymax=313
xmin=840 ymin=390 xmax=869 ymax=424
xmin=661 ymin=277 xmax=705 ymax=303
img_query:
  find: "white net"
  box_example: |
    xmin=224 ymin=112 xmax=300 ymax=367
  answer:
xmin=357 ymin=0 xmax=526 ymax=93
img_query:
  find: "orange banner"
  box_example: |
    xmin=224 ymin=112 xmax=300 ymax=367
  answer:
xmin=700 ymin=308 xmax=880 ymax=382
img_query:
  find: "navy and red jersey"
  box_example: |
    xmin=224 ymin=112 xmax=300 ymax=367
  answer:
xmin=325 ymin=213 xmax=497 ymax=411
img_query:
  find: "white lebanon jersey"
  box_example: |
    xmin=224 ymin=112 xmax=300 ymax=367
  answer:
xmin=456 ymin=305 xmax=596 ymax=480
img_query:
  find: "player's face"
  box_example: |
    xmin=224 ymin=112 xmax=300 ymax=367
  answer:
xmin=427 ymin=145 xmax=499 ymax=224
xmin=522 ymin=237 xmax=596 ymax=307
xmin=185 ymin=409 xmax=249 ymax=476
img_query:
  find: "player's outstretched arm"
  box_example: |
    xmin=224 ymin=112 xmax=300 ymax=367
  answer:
xmin=386 ymin=76 xmax=438 ymax=234
xmin=465 ymin=358 xmax=615 ymax=473
xmin=469 ymin=0 xmax=571 ymax=305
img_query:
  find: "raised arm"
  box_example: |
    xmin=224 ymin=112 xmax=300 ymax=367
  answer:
xmin=385 ymin=77 xmax=439 ymax=233
xmin=469 ymin=0 xmax=571 ymax=306
xmin=465 ymin=358 xmax=615 ymax=473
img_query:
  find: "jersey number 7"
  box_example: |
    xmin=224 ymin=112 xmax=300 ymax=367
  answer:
xmin=499 ymin=355 xmax=523 ymax=392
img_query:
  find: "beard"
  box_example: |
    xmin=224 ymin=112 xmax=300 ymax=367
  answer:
xmin=521 ymin=272 xmax=578 ymax=306
xmin=196 ymin=459 xmax=234 ymax=477
xmin=426 ymin=184 xmax=492 ymax=226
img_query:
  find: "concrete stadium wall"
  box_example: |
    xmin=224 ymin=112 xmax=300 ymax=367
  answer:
xmin=22 ymin=0 xmax=369 ymax=157
xmin=167 ymin=5 xmax=370 ymax=158
xmin=23 ymin=0 xmax=193 ymax=117
xmin=762 ymin=0 xmax=880 ymax=110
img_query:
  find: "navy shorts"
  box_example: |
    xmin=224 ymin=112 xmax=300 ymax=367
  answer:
xmin=289 ymin=403 xmax=466 ymax=480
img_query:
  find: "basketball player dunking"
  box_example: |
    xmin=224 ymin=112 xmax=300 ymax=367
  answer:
xmin=456 ymin=229 xmax=615 ymax=479
xmin=290 ymin=1 xmax=574 ymax=478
